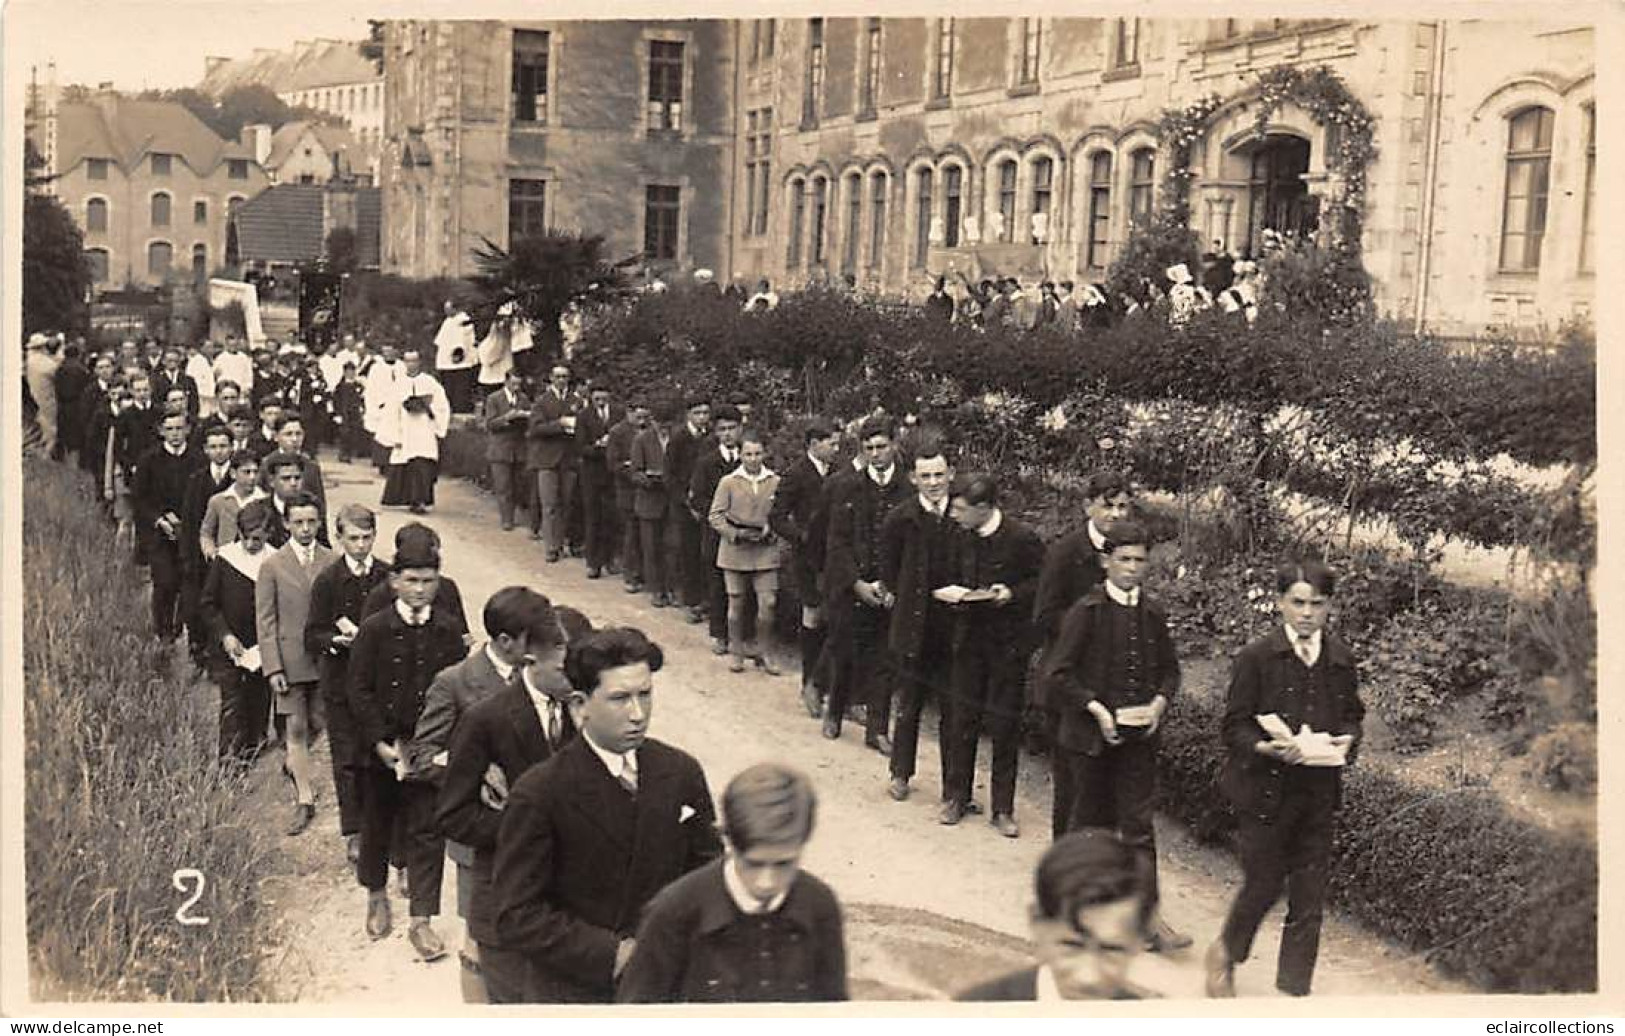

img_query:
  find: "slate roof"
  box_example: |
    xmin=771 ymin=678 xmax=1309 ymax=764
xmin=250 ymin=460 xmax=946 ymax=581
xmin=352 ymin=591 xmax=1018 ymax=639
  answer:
xmin=200 ymin=39 xmax=377 ymax=97
xmin=230 ymin=184 xmax=380 ymax=268
xmin=264 ymin=121 xmax=357 ymax=173
xmin=56 ymin=96 xmax=243 ymax=176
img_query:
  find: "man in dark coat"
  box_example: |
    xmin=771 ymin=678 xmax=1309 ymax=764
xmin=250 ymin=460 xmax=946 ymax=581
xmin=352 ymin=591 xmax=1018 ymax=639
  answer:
xmin=687 ymin=404 xmax=746 ymax=654
xmin=346 ymin=544 xmax=469 ymax=959
xmin=490 ymin=627 xmax=721 ymax=1003
xmin=482 ymin=368 xmax=532 ymax=531
xmin=769 ymin=419 xmax=841 ymax=718
xmin=132 ymin=409 xmax=204 ymax=640
xmin=821 ymin=415 xmax=910 ymax=751
xmin=528 ymin=364 xmax=579 ymax=561
xmin=605 ymin=402 xmax=649 ymax=592
xmin=180 ymin=424 xmax=236 ymax=666
xmin=52 ymin=342 xmax=93 ymax=462
xmin=665 ymin=398 xmax=712 ymax=621
xmin=877 ymin=442 xmax=959 ymax=807
xmin=943 ymin=473 xmax=1046 ymax=837
xmin=1031 ymin=470 xmax=1134 ymax=837
xmin=152 ymin=345 xmax=200 ymax=420
xmin=574 ymin=384 xmax=625 ymax=579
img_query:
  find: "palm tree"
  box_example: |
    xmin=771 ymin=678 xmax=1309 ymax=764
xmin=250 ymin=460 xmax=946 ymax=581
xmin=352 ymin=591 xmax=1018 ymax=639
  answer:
xmin=466 ymin=230 xmax=640 ymax=357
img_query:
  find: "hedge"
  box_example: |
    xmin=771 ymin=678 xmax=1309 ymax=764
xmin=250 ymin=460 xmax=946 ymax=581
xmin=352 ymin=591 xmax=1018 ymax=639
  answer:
xmin=24 ymin=460 xmax=278 ymax=1000
xmin=1158 ymin=692 xmax=1596 ymax=993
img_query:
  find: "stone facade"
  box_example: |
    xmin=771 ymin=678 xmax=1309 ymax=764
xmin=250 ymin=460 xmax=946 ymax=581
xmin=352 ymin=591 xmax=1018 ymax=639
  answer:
xmin=379 ymin=20 xmax=735 ymax=279
xmin=744 ymin=17 xmax=1594 ymax=336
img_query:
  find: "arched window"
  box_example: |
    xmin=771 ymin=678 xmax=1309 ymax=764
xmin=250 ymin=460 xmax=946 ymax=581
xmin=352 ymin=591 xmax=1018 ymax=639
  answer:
xmin=1086 ymin=152 xmax=1113 ymax=269
xmin=192 ymin=243 xmax=208 ymax=282
xmin=86 ymin=198 xmax=108 ymax=233
xmin=84 ymin=248 xmax=110 ymax=283
xmin=1499 ymin=106 xmax=1554 ymax=272
xmin=148 ymin=241 xmax=173 ymax=278
xmin=913 ymin=167 xmax=934 ymax=268
xmin=996 ymin=159 xmax=1017 ymax=242
xmin=788 ymin=179 xmax=807 ymax=267
xmin=810 ymin=176 xmax=829 ymax=267
xmin=869 ymin=171 xmax=888 ymax=271
xmin=1030 ymin=156 xmax=1054 ymax=241
xmin=943 ymin=165 xmax=963 ymax=247
xmin=151 ymin=192 xmax=171 ymax=228
xmin=1129 ymin=148 xmax=1156 ymax=225
xmin=843 ymin=173 xmax=863 ymax=274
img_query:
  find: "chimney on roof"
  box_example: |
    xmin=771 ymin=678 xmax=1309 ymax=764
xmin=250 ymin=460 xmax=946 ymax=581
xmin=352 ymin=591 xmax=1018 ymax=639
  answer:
xmin=241 ymin=123 xmax=272 ymax=166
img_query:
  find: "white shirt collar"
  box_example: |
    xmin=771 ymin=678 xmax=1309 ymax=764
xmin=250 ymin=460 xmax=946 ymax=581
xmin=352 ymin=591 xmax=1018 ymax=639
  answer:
xmin=976 ymin=508 xmax=1004 ymax=538
xmin=1035 ymin=964 xmax=1062 ymax=1002
xmin=733 ymin=465 xmax=774 ymax=485
xmin=723 ymin=855 xmax=789 ymax=916
xmin=211 ymin=461 xmax=230 ymax=480
xmin=686 ymin=421 xmax=703 ymax=437
xmin=807 ymin=453 xmax=829 ymax=477
xmin=868 ymin=463 xmax=895 ymax=487
xmin=917 ymin=493 xmax=946 ymax=517
xmin=164 ymin=443 xmax=186 ymax=457
xmin=345 ymin=553 xmax=374 ymax=578
xmin=394 ymin=597 xmax=431 ymax=626
xmin=1286 ymin=625 xmax=1323 ymax=666
xmin=1104 ymin=579 xmax=1140 ymax=608
xmin=1087 ymin=520 xmax=1108 ymax=552
xmin=581 ymin=730 xmax=638 ymax=782
xmin=484 ymin=643 xmax=515 ymax=683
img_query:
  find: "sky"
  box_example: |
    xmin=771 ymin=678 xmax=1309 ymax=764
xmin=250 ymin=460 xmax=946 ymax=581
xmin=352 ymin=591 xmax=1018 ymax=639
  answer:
xmin=6 ymin=1 xmax=374 ymax=92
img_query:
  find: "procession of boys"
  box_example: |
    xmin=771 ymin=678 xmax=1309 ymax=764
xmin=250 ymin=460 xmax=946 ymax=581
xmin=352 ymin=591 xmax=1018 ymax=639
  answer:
xmin=25 ymin=291 xmax=1366 ymax=1005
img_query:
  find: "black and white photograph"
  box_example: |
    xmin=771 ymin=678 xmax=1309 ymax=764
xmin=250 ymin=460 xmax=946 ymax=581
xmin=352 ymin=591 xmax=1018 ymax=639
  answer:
xmin=2 ymin=0 xmax=1616 ymax=1019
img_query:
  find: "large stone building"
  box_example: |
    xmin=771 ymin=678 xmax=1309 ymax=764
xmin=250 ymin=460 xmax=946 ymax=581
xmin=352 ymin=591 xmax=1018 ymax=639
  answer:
xmin=378 ymin=19 xmax=735 ymax=279
xmin=29 ymin=87 xmax=272 ymax=289
xmin=379 ymin=18 xmax=1594 ymax=336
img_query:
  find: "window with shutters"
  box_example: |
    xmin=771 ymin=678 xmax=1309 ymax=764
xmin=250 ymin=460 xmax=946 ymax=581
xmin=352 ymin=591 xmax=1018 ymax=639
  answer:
xmin=508 ymin=178 xmax=547 ymax=245
xmin=87 ymin=198 xmax=108 ymax=233
xmin=1499 ymin=106 xmax=1553 ymax=272
xmin=648 ymin=40 xmax=685 ymax=133
xmin=1129 ymin=148 xmax=1156 ymax=225
xmin=913 ymin=168 xmax=933 ymax=268
xmin=996 ymin=160 xmax=1017 ymax=242
xmin=148 ymin=241 xmax=173 ymax=278
xmin=1086 ymin=152 xmax=1113 ymax=269
xmin=943 ymin=165 xmax=963 ymax=247
xmin=512 ymin=29 xmax=550 ymax=125
xmin=645 ymin=184 xmax=680 ymax=262
xmin=1031 ymin=157 xmax=1054 ymax=241
xmin=151 ymin=192 xmax=171 ymax=228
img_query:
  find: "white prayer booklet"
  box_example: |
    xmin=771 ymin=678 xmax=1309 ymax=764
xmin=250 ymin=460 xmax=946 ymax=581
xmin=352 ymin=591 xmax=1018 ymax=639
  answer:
xmin=1256 ymin=713 xmax=1349 ymax=766
xmin=932 ymin=585 xmax=1000 ymax=604
xmin=234 ymin=646 xmax=262 ymax=673
xmin=1115 ymin=704 xmax=1158 ymax=728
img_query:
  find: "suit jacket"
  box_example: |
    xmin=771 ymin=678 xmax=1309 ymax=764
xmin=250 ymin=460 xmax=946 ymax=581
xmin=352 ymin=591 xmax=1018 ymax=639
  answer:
xmin=1040 ymin=587 xmax=1181 ymax=756
xmin=629 ymin=428 xmax=675 ymax=521
xmin=1032 ymin=527 xmax=1108 ymax=648
xmin=361 ymin=572 xmax=471 ymax=639
xmin=824 ymin=468 xmax=910 ymax=610
xmin=132 ymin=444 xmax=203 ymax=553
xmin=879 ymin=496 xmax=958 ymax=664
xmin=182 ymin=463 xmax=232 ymax=576
xmin=305 ymin=555 xmax=391 ymax=694
xmin=114 ymin=404 xmax=160 ymax=474
xmin=605 ymin=418 xmax=641 ymax=508
xmin=256 ymin=541 xmax=334 ymax=684
xmin=949 ymin=515 xmax=1046 ymax=658
xmin=665 ymin=424 xmax=706 ymax=518
xmin=437 ymin=680 xmax=576 ymax=946
xmin=408 ymin=646 xmax=511 ymax=779
xmin=346 ymin=602 xmax=470 ymax=752
xmin=686 ymin=443 xmax=734 ymax=519
xmin=770 ymin=455 xmax=834 ymax=604
xmin=1219 ymin=628 xmax=1364 ymax=820
xmin=153 ymin=370 xmax=200 ymax=418
xmin=574 ymin=401 xmax=623 ymax=480
xmin=483 ymin=387 xmax=531 ymax=463
xmin=527 ymin=388 xmax=578 ymax=470
xmin=490 ymin=736 xmax=722 ymax=1002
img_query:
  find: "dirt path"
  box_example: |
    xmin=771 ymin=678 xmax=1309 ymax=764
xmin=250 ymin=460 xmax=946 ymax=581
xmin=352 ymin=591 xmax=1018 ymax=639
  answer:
xmin=261 ymin=457 xmax=1469 ymax=1003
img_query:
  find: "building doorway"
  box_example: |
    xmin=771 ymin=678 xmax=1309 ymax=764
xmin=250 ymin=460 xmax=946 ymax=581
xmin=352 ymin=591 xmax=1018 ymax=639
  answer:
xmin=1241 ymin=134 xmax=1316 ymax=253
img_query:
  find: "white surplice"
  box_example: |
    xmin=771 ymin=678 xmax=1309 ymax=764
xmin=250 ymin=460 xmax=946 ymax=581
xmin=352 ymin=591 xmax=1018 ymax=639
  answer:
xmin=381 ymin=372 xmax=451 ymax=463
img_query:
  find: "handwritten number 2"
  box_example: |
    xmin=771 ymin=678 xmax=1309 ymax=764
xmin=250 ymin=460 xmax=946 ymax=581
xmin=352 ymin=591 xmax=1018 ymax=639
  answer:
xmin=172 ymin=868 xmax=209 ymax=926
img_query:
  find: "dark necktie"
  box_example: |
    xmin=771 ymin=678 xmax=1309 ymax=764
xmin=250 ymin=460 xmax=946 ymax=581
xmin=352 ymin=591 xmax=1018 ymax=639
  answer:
xmin=617 ymin=755 xmax=638 ymax=796
xmin=546 ymin=699 xmax=564 ymax=750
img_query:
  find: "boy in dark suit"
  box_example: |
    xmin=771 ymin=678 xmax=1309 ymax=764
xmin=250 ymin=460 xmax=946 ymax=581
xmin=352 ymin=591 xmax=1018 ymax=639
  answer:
xmin=688 ymin=404 xmax=747 ymax=654
xmin=436 ymin=590 xmax=579 ymax=1003
xmin=770 ymin=419 xmax=840 ymax=718
xmin=482 ymin=369 xmax=532 ymax=531
xmin=618 ymin=763 xmax=848 ymax=1003
xmin=1040 ymin=519 xmax=1189 ymax=952
xmin=347 ymin=544 xmax=470 ymax=958
xmin=181 ymin=424 xmax=236 ymax=668
xmin=1207 ymin=559 xmax=1364 ymax=999
xmin=305 ymin=503 xmax=389 ymax=864
xmin=528 ymin=364 xmax=579 ymax=561
xmin=575 ymin=384 xmax=624 ymax=579
xmin=605 ymin=401 xmax=649 ymax=592
xmin=132 ymin=408 xmax=202 ymax=640
xmin=956 ymin=830 xmax=1154 ymax=1001
xmin=630 ymin=402 xmax=679 ymax=607
xmin=490 ymin=627 xmax=721 ymax=1003
xmin=666 ymin=398 xmax=712 ymax=621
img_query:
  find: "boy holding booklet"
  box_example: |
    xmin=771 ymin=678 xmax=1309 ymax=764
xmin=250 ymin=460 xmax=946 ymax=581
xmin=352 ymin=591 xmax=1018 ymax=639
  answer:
xmin=1206 ymin=559 xmax=1364 ymax=999
xmin=1039 ymin=519 xmax=1190 ymax=952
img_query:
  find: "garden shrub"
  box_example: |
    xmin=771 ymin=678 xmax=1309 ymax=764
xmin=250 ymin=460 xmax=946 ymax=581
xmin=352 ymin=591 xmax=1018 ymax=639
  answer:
xmin=1523 ymin=723 xmax=1599 ymax=794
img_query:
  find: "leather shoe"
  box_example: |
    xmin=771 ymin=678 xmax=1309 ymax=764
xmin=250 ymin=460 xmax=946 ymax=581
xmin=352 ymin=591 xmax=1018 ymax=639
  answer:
xmin=887 ymin=777 xmax=910 ymax=802
xmin=938 ymin=800 xmax=965 ymax=826
xmin=821 ymin=714 xmax=841 ymax=740
xmin=624 ymin=581 xmax=643 ymax=594
xmin=652 ymin=593 xmax=670 ymax=609
xmin=710 ymin=637 xmax=730 ymax=656
xmin=685 ymin=607 xmax=705 ymax=625
xmin=729 ymin=655 xmax=746 ymax=673
xmin=586 ymin=566 xmax=602 ymax=580
xmin=800 ymin=683 xmax=823 ymax=719
xmin=408 ymin=920 xmax=447 ymax=962
xmin=1204 ymin=940 xmax=1236 ymax=998
xmin=500 ymin=520 xmax=514 ymax=531
xmin=755 ymin=655 xmax=781 ymax=676
xmin=866 ymin=734 xmax=893 ymax=757
xmin=965 ymin=801 xmax=985 ymax=816
xmin=990 ymin=813 xmax=1020 ymax=839
xmin=545 ymin=551 xmax=561 ymax=563
xmin=1147 ymin=917 xmax=1194 ymax=954
xmin=285 ymin=802 xmax=315 ymax=837
xmin=365 ymin=893 xmax=392 ymax=941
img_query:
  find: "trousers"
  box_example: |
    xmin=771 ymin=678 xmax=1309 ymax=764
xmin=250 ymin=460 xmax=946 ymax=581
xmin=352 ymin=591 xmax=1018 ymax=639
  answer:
xmin=357 ymin=767 xmax=445 ymax=918
xmin=537 ymin=467 xmax=577 ymax=556
xmin=489 ymin=460 xmax=526 ymax=527
xmin=1062 ymin=737 xmax=1162 ymax=904
xmin=945 ymin=640 xmax=1026 ymax=815
xmin=890 ymin=643 xmax=952 ymax=788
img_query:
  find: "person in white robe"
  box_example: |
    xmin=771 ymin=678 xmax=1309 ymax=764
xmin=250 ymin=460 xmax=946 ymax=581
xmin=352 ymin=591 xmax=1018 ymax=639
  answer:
xmin=477 ymin=300 xmax=531 ymax=391
xmin=379 ymin=349 xmax=452 ymax=513
xmin=363 ymin=344 xmax=405 ymax=474
xmin=433 ymin=301 xmax=477 ymax=415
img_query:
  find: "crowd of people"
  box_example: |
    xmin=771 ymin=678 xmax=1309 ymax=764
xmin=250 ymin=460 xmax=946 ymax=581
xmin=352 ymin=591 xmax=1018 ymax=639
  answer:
xmin=24 ymin=302 xmax=1367 ymax=1004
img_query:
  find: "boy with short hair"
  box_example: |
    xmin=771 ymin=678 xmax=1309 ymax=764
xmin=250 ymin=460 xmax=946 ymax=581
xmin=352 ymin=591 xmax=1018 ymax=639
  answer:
xmin=200 ymin=450 xmax=268 ymax=558
xmin=1039 ymin=519 xmax=1189 ymax=952
xmin=617 ymin=763 xmax=848 ymax=1002
xmin=256 ymin=490 xmax=333 ymax=836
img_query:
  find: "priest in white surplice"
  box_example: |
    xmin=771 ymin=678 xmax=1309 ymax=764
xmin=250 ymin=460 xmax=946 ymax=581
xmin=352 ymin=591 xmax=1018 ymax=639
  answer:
xmin=378 ymin=348 xmax=451 ymax=514
xmin=434 ymin=300 xmax=477 ymax=415
xmin=363 ymin=343 xmax=405 ymax=474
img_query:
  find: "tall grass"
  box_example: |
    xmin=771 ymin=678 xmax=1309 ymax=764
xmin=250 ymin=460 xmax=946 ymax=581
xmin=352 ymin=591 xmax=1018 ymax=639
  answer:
xmin=23 ymin=460 xmax=278 ymax=1001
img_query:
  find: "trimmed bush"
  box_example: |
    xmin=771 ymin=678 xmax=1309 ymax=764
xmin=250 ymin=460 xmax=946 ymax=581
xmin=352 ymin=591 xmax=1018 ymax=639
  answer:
xmin=24 ymin=460 xmax=277 ymax=1000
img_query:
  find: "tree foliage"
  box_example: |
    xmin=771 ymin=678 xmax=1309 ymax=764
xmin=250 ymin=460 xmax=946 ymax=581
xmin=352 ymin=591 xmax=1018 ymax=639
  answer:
xmin=466 ymin=230 xmax=640 ymax=351
xmin=23 ymin=141 xmax=90 ymax=334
